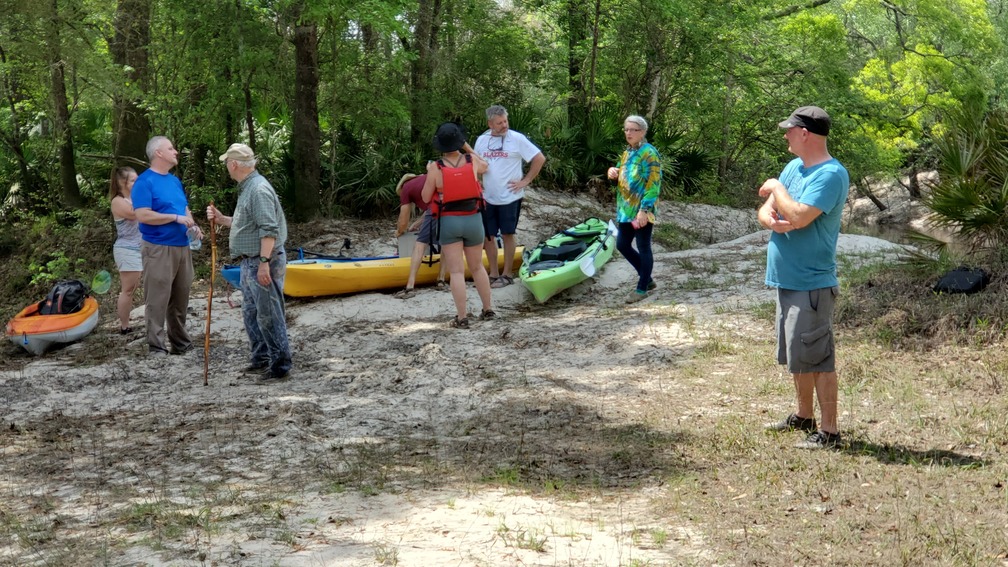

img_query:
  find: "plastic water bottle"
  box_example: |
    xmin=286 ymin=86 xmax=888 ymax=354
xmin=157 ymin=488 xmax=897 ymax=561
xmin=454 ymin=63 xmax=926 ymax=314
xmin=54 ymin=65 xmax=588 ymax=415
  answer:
xmin=187 ymin=226 xmax=202 ymax=251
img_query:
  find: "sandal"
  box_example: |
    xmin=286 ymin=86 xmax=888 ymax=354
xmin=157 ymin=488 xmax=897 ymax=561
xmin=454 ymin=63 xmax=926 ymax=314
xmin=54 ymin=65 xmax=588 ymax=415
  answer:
xmin=450 ymin=316 xmax=469 ymax=329
xmin=490 ymin=275 xmax=514 ymax=289
xmin=119 ymin=327 xmax=133 ymax=335
xmin=393 ymin=288 xmax=416 ymax=299
xmin=480 ymin=309 xmax=496 ymax=320
xmin=435 ymin=280 xmax=449 ymax=290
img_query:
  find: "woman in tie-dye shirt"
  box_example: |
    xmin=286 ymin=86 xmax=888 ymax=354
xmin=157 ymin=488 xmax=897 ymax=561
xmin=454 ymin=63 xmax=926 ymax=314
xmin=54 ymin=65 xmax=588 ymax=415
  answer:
xmin=607 ymin=114 xmax=661 ymax=303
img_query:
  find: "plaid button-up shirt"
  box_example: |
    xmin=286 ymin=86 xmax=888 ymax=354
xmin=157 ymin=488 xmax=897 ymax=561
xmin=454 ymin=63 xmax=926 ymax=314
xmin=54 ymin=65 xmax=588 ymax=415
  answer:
xmin=229 ymin=171 xmax=287 ymax=259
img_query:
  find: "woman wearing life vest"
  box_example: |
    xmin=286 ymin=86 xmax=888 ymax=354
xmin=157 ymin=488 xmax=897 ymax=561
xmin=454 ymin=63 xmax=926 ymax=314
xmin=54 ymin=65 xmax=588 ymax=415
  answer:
xmin=421 ymin=122 xmax=495 ymax=328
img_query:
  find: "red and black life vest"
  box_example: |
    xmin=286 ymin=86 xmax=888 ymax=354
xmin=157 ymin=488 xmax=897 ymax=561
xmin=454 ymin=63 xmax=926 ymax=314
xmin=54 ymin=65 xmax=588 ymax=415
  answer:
xmin=432 ymin=154 xmax=483 ymax=216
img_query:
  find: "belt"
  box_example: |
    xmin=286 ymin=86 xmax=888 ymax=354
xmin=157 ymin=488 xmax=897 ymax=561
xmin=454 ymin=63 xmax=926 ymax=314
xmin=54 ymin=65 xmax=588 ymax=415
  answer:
xmin=234 ymin=250 xmax=285 ymax=261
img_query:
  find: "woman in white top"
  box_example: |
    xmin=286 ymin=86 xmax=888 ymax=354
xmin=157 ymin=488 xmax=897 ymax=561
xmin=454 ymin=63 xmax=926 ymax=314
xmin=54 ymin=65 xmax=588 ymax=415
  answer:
xmin=109 ymin=166 xmax=141 ymax=334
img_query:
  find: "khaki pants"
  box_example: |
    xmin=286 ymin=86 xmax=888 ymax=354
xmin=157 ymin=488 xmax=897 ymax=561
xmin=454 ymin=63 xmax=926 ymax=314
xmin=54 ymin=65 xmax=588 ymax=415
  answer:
xmin=141 ymin=242 xmax=194 ymax=353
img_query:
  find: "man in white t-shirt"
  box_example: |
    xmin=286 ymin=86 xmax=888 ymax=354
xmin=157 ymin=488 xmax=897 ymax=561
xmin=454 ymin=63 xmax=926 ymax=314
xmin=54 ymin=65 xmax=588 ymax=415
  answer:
xmin=473 ymin=105 xmax=546 ymax=288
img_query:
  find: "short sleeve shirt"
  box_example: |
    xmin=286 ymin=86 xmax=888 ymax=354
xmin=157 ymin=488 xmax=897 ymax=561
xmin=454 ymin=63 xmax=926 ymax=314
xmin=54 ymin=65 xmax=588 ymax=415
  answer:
xmin=765 ymin=157 xmax=850 ymax=291
xmin=131 ymin=169 xmax=189 ymax=246
xmin=473 ymin=130 xmax=542 ymax=205
xmin=399 ymin=174 xmax=429 ymax=212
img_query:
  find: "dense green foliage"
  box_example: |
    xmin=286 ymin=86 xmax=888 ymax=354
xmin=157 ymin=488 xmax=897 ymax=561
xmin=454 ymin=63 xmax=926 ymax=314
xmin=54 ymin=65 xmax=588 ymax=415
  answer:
xmin=925 ymin=105 xmax=1008 ymax=254
xmin=0 ymin=0 xmax=1005 ymax=220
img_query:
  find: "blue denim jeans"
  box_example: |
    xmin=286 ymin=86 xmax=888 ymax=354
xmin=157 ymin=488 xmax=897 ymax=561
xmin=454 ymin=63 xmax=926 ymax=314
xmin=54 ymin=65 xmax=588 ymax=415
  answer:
xmin=240 ymin=248 xmax=291 ymax=375
xmin=616 ymin=222 xmax=654 ymax=292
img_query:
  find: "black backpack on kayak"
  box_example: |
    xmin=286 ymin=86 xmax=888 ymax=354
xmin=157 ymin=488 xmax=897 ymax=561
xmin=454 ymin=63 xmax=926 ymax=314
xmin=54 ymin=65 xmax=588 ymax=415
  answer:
xmin=38 ymin=280 xmax=88 ymax=315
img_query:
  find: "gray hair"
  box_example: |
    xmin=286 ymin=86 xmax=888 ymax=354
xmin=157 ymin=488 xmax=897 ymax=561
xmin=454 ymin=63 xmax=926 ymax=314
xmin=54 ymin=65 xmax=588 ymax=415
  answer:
xmin=625 ymin=115 xmax=648 ymax=133
xmin=145 ymin=136 xmax=169 ymax=160
xmin=486 ymin=105 xmax=508 ymax=121
xmin=231 ymin=158 xmax=257 ymax=169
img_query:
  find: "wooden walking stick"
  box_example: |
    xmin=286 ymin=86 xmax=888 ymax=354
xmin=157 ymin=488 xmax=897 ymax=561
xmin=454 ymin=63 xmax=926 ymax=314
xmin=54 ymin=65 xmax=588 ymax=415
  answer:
xmin=203 ymin=200 xmax=217 ymax=386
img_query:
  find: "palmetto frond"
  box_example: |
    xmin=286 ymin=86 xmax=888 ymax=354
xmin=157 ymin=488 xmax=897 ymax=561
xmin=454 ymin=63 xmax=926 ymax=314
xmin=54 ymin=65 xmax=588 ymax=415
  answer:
xmin=925 ymin=108 xmax=1008 ymax=252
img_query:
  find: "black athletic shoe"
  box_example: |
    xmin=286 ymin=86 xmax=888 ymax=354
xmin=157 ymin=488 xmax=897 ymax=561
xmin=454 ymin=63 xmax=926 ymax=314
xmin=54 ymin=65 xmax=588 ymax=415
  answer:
xmin=256 ymin=369 xmax=290 ymax=384
xmin=765 ymin=413 xmax=817 ymax=433
xmin=243 ymin=363 xmax=269 ymax=376
xmin=169 ymin=343 xmax=194 ymax=355
xmin=795 ymin=430 xmax=842 ymax=450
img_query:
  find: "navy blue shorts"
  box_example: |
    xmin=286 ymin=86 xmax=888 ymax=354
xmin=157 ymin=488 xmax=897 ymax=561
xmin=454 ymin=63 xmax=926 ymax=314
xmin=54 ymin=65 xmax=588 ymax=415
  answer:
xmin=416 ymin=210 xmax=435 ymax=244
xmin=482 ymin=199 xmax=522 ymax=238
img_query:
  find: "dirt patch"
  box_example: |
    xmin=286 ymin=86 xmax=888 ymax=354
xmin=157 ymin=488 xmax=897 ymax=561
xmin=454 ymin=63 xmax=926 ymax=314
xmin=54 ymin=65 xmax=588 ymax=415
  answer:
xmin=0 ymin=189 xmax=909 ymax=566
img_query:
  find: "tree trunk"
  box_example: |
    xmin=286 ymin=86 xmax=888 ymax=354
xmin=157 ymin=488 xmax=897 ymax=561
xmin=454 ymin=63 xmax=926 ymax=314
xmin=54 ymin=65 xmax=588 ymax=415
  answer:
xmin=244 ymin=77 xmax=256 ymax=150
xmin=110 ymin=0 xmax=151 ymax=169
xmin=47 ymin=0 xmax=82 ymax=208
xmin=585 ymin=0 xmax=601 ymax=111
xmin=191 ymin=144 xmax=208 ymax=187
xmin=292 ymin=21 xmax=321 ymax=220
xmin=565 ymin=0 xmax=588 ymax=128
xmin=907 ymin=165 xmax=922 ymax=198
xmin=717 ymin=53 xmax=734 ymax=181
xmin=854 ymin=177 xmax=887 ymax=211
xmin=410 ymin=0 xmax=441 ymax=143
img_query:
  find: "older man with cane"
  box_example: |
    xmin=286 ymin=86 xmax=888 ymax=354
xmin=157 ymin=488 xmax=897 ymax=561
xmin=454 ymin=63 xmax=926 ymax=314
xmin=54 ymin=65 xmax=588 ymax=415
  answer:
xmin=207 ymin=143 xmax=292 ymax=380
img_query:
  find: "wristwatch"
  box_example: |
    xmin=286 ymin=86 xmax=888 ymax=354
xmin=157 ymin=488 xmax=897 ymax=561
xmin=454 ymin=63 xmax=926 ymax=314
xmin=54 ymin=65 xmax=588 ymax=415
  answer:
xmin=259 ymin=256 xmax=270 ymax=263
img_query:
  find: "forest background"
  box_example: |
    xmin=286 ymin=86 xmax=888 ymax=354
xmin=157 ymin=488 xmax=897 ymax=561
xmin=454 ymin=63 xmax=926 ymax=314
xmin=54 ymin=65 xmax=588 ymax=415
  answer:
xmin=1 ymin=0 xmax=1007 ymax=306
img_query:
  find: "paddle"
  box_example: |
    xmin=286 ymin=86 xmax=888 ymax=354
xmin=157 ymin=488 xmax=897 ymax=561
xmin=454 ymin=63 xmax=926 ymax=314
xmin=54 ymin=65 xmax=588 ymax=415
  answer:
xmin=204 ymin=201 xmax=217 ymax=387
xmin=578 ymin=220 xmax=618 ymax=278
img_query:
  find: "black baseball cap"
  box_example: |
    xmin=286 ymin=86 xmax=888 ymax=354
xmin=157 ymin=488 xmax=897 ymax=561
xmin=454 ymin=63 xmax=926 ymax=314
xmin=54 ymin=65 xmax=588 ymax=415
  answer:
xmin=778 ymin=106 xmax=831 ymax=136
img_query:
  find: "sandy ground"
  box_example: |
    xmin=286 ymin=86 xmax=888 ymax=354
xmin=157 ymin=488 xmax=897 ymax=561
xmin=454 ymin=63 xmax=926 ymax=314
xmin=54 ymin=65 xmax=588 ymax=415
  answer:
xmin=0 ymin=189 xmax=909 ymax=566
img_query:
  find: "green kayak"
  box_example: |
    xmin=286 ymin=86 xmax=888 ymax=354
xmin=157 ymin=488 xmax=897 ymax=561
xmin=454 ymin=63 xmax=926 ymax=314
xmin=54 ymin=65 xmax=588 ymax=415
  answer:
xmin=519 ymin=217 xmax=617 ymax=303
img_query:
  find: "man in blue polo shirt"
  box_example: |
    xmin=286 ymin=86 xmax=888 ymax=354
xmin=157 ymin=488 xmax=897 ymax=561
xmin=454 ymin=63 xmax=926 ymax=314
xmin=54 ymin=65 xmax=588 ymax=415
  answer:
xmin=758 ymin=106 xmax=849 ymax=450
xmin=132 ymin=135 xmax=202 ymax=356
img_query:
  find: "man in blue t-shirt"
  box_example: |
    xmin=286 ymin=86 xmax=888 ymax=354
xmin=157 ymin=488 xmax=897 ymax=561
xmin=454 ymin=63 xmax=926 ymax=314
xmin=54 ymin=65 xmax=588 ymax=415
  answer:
xmin=757 ymin=106 xmax=850 ymax=450
xmin=132 ymin=135 xmax=202 ymax=356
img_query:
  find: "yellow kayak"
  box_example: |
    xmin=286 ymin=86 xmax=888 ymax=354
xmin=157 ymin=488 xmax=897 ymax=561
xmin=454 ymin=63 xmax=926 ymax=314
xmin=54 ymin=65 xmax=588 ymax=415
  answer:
xmin=283 ymin=247 xmax=524 ymax=298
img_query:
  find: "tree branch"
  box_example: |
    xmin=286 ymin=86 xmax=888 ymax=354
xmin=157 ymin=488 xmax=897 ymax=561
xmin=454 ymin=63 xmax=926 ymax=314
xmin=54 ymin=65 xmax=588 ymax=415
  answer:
xmin=765 ymin=0 xmax=833 ymax=20
xmin=79 ymin=153 xmax=149 ymax=168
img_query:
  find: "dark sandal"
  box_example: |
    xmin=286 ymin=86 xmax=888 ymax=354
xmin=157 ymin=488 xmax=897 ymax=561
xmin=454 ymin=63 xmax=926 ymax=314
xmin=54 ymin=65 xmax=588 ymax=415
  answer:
xmin=490 ymin=275 xmax=513 ymax=289
xmin=450 ymin=316 xmax=469 ymax=329
xmin=393 ymin=288 xmax=416 ymax=299
xmin=480 ymin=309 xmax=496 ymax=320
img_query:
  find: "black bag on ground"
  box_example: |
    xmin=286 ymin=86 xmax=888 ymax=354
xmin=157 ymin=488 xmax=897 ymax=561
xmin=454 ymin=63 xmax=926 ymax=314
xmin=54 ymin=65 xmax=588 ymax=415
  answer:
xmin=38 ymin=280 xmax=88 ymax=315
xmin=933 ymin=266 xmax=991 ymax=295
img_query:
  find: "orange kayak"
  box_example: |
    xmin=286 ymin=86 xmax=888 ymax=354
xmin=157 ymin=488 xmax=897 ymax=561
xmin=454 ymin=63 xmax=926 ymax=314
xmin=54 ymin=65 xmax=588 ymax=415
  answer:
xmin=6 ymin=296 xmax=100 ymax=355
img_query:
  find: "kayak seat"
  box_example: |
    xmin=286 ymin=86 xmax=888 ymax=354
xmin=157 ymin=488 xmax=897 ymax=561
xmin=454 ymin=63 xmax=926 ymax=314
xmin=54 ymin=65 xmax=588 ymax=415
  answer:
xmin=562 ymin=217 xmax=604 ymax=238
xmin=537 ymin=241 xmax=588 ymax=262
xmin=527 ymin=260 xmax=566 ymax=273
xmin=562 ymin=228 xmax=604 ymax=238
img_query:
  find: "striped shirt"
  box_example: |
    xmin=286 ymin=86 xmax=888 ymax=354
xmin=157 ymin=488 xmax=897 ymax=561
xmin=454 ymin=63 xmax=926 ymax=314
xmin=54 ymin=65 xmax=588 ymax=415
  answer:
xmin=229 ymin=171 xmax=288 ymax=258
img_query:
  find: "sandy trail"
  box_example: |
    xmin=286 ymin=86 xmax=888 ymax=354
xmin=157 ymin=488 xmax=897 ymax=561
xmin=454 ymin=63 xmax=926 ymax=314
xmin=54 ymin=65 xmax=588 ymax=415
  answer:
xmin=0 ymin=189 xmax=908 ymax=566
